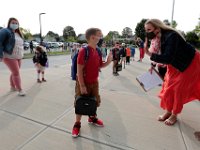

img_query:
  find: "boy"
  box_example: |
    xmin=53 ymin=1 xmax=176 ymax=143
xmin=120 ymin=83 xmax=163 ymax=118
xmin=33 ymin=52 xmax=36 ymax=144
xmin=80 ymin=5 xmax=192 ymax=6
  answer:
xmin=72 ymin=28 xmax=112 ymax=137
xmin=112 ymin=42 xmax=121 ymax=76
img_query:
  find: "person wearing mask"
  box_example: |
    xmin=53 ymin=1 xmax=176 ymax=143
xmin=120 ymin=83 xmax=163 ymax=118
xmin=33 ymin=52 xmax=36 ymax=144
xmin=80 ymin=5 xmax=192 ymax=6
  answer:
xmin=144 ymin=19 xmax=200 ymax=126
xmin=0 ymin=17 xmax=26 ymax=96
xmin=136 ymin=38 xmax=145 ymax=62
xmin=112 ymin=42 xmax=121 ymax=76
xmin=71 ymin=28 xmax=112 ymax=137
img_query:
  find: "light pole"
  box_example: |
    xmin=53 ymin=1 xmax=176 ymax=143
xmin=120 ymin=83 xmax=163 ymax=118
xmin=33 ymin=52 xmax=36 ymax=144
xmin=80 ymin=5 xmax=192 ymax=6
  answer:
xmin=39 ymin=13 xmax=46 ymax=45
xmin=171 ymin=0 xmax=175 ymax=27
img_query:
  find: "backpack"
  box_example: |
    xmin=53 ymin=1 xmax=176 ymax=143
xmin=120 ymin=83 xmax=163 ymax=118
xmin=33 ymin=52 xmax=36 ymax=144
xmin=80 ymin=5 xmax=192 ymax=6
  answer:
xmin=71 ymin=46 xmax=102 ymax=80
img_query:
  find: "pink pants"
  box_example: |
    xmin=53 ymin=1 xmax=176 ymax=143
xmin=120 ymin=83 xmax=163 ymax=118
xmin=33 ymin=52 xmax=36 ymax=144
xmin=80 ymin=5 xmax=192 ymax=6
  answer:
xmin=139 ymin=48 xmax=145 ymax=60
xmin=3 ymin=58 xmax=22 ymax=91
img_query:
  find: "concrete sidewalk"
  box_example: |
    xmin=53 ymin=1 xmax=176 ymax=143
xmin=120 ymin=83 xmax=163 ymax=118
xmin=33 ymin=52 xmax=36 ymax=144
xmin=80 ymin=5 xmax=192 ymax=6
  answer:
xmin=0 ymin=54 xmax=200 ymax=150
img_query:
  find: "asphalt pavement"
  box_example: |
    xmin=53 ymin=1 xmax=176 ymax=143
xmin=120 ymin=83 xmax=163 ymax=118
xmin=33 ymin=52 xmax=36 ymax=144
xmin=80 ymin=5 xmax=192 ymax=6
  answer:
xmin=0 ymin=51 xmax=200 ymax=150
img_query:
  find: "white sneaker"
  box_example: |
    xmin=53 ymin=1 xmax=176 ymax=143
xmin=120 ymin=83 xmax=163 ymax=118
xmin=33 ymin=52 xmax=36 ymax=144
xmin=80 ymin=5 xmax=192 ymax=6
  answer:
xmin=18 ymin=90 xmax=26 ymax=96
xmin=10 ymin=87 xmax=17 ymax=92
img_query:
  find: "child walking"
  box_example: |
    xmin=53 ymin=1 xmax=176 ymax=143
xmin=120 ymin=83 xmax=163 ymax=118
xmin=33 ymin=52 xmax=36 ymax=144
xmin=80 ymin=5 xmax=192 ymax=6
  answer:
xmin=33 ymin=46 xmax=48 ymax=83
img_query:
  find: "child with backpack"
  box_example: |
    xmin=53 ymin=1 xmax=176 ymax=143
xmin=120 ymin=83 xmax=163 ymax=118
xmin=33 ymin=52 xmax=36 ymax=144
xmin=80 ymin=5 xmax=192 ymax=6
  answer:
xmin=72 ymin=28 xmax=112 ymax=138
xmin=33 ymin=46 xmax=48 ymax=83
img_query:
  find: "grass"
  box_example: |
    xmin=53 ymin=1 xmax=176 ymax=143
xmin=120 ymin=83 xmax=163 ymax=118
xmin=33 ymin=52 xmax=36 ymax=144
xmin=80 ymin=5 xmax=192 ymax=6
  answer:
xmin=23 ymin=50 xmax=70 ymax=59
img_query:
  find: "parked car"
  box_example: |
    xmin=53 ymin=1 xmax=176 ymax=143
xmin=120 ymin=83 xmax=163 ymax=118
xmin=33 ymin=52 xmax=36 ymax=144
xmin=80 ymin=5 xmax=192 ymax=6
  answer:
xmin=23 ymin=41 xmax=29 ymax=50
xmin=47 ymin=42 xmax=59 ymax=48
xmin=57 ymin=42 xmax=64 ymax=47
xmin=32 ymin=41 xmax=39 ymax=48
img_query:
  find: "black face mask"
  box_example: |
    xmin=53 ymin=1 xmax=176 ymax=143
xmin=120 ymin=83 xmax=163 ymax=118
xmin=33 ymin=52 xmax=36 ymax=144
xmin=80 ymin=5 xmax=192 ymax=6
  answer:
xmin=97 ymin=38 xmax=103 ymax=47
xmin=146 ymin=31 xmax=156 ymax=40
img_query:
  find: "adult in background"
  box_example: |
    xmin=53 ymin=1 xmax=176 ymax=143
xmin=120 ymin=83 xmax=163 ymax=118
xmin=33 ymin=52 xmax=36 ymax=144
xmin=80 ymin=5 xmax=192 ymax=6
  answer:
xmin=30 ymin=40 xmax=34 ymax=53
xmin=144 ymin=19 xmax=200 ymax=126
xmin=0 ymin=17 xmax=26 ymax=96
xmin=136 ymin=37 xmax=144 ymax=62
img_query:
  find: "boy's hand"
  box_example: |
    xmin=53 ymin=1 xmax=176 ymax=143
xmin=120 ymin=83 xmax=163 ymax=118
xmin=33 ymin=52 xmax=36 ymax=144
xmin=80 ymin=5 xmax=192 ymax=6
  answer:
xmin=107 ymin=52 xmax=113 ymax=62
xmin=80 ymin=85 xmax=87 ymax=95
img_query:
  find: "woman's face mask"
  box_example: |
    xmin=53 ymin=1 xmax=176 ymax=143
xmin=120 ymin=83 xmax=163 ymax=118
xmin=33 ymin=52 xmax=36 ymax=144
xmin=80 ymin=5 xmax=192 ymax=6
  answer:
xmin=9 ymin=23 xmax=19 ymax=30
xmin=146 ymin=31 xmax=156 ymax=40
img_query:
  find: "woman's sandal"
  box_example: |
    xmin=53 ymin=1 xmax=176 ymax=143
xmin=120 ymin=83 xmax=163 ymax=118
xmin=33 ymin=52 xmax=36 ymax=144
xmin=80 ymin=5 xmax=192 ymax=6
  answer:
xmin=158 ymin=112 xmax=171 ymax=121
xmin=164 ymin=115 xmax=177 ymax=126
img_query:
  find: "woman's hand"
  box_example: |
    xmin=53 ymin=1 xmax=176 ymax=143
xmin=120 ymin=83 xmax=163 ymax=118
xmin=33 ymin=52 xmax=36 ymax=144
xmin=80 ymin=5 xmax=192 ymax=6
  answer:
xmin=149 ymin=66 xmax=154 ymax=74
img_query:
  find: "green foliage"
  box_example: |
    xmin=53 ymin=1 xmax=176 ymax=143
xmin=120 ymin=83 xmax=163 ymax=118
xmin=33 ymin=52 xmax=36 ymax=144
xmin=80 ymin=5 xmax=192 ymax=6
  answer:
xmin=171 ymin=20 xmax=177 ymax=28
xmin=135 ymin=19 xmax=147 ymax=41
xmin=63 ymin=26 xmax=76 ymax=41
xmin=104 ymin=31 xmax=120 ymax=43
xmin=185 ymin=31 xmax=199 ymax=47
xmin=122 ymin=27 xmax=133 ymax=38
xmin=20 ymin=27 xmax=33 ymax=40
xmin=67 ymin=36 xmax=76 ymax=42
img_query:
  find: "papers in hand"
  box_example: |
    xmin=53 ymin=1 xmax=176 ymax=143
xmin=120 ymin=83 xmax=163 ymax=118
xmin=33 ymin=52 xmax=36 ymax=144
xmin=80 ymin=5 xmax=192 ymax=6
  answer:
xmin=136 ymin=68 xmax=163 ymax=92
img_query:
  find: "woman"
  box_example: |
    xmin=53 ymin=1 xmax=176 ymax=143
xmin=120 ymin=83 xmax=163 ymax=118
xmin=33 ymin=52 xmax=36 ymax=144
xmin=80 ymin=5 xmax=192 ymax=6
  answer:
xmin=144 ymin=19 xmax=200 ymax=126
xmin=0 ymin=18 xmax=25 ymax=96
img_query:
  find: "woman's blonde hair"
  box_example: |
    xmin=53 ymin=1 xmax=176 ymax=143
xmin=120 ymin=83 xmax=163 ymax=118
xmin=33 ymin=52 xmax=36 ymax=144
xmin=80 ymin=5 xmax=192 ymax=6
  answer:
xmin=145 ymin=19 xmax=185 ymax=40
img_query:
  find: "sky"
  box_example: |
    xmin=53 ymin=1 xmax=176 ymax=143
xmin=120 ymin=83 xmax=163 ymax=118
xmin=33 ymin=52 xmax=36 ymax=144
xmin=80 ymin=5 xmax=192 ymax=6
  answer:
xmin=1 ymin=0 xmax=200 ymax=36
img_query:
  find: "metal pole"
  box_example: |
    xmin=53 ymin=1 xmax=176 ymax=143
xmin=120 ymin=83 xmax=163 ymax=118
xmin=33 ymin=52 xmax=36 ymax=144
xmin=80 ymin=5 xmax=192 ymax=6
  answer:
xmin=39 ymin=13 xmax=46 ymax=45
xmin=171 ymin=0 xmax=175 ymax=27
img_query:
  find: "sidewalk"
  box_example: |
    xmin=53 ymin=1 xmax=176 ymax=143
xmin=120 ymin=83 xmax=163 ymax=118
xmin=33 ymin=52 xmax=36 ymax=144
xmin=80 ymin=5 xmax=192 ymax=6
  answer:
xmin=0 ymin=54 xmax=200 ymax=150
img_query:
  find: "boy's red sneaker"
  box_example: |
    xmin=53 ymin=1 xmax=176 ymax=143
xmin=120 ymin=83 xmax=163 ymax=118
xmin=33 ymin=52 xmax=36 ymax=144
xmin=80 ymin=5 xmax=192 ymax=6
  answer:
xmin=72 ymin=122 xmax=81 ymax=138
xmin=88 ymin=117 xmax=104 ymax=127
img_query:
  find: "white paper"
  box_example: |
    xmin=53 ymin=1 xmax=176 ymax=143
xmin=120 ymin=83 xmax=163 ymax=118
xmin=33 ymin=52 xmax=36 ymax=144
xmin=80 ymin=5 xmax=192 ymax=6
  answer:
xmin=136 ymin=69 xmax=163 ymax=91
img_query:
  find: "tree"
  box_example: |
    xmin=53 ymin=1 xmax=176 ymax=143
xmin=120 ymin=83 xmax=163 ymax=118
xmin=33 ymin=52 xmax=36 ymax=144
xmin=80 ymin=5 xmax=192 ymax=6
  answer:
xmin=185 ymin=31 xmax=199 ymax=47
xmin=135 ymin=19 xmax=148 ymax=41
xmin=20 ymin=27 xmax=32 ymax=40
xmin=122 ymin=27 xmax=133 ymax=38
xmin=171 ymin=20 xmax=178 ymax=28
xmin=163 ymin=19 xmax=177 ymax=28
xmin=104 ymin=31 xmax=120 ymax=45
xmin=63 ymin=26 xmax=76 ymax=41
xmin=194 ymin=18 xmax=200 ymax=37
xmin=163 ymin=19 xmax=171 ymax=26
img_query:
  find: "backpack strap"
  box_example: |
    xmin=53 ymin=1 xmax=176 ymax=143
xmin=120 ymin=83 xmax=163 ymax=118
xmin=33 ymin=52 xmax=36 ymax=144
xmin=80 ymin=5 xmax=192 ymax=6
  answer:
xmin=83 ymin=46 xmax=89 ymax=63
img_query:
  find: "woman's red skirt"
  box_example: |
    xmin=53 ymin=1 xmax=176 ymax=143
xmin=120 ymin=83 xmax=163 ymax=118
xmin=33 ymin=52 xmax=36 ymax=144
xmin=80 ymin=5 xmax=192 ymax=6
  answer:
xmin=159 ymin=51 xmax=200 ymax=114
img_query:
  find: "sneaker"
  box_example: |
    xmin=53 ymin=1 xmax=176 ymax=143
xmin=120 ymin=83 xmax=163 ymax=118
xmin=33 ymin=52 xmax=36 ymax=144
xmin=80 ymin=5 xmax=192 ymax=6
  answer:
xmin=18 ymin=90 xmax=26 ymax=96
xmin=113 ymin=72 xmax=119 ymax=76
xmin=10 ymin=87 xmax=17 ymax=92
xmin=42 ymin=78 xmax=47 ymax=82
xmin=72 ymin=122 xmax=81 ymax=138
xmin=37 ymin=79 xmax=42 ymax=83
xmin=88 ymin=117 xmax=104 ymax=127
